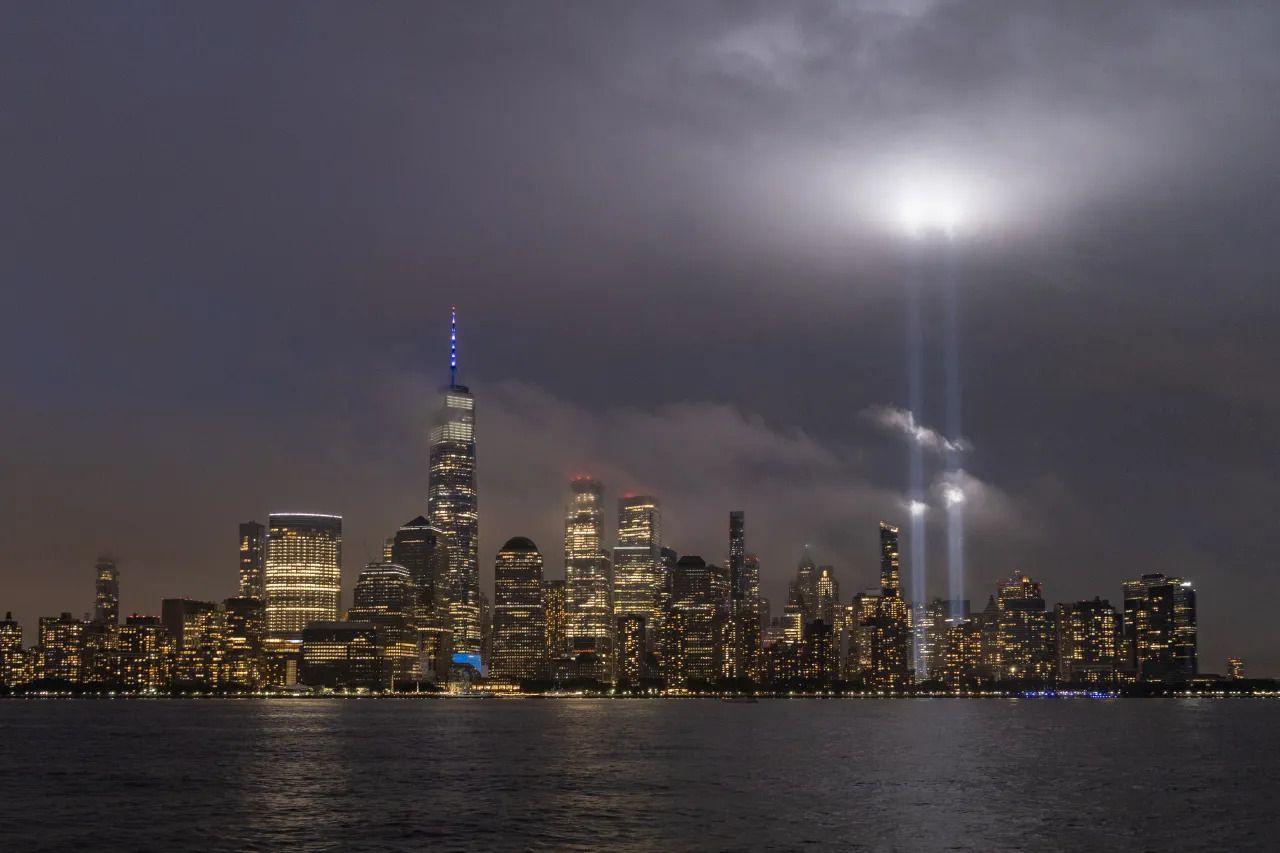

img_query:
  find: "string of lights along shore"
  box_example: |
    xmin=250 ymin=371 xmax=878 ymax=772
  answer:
xmin=0 ymin=309 xmax=1260 ymax=698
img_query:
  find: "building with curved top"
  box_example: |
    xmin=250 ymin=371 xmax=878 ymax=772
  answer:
xmin=491 ymin=537 xmax=545 ymax=686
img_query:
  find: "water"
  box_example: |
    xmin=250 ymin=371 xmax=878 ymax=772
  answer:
xmin=2 ymin=698 xmax=1277 ymax=851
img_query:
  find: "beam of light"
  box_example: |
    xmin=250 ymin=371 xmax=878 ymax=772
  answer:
xmin=864 ymin=404 xmax=970 ymax=454
xmin=905 ymin=239 xmax=928 ymax=682
xmin=942 ymin=238 xmax=965 ymax=623
xmin=908 ymin=499 xmax=928 ymax=518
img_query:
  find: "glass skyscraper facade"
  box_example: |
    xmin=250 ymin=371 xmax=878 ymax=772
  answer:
xmin=564 ymin=477 xmax=612 ymax=663
xmin=613 ymin=495 xmax=661 ymax=623
xmin=428 ymin=310 xmax=480 ymax=657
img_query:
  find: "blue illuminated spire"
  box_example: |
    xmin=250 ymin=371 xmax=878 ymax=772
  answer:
xmin=450 ymin=306 xmax=458 ymax=386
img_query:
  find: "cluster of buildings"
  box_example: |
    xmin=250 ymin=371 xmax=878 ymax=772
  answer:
xmin=0 ymin=312 xmax=1244 ymax=696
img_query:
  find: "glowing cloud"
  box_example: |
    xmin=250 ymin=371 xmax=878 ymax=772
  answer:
xmin=864 ymin=404 xmax=970 ymax=455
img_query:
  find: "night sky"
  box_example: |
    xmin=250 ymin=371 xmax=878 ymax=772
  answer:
xmin=4 ymin=2 xmax=1279 ymax=673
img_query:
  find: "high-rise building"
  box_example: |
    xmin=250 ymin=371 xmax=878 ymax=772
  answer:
xmin=564 ymin=477 xmax=613 ymax=667
xmin=428 ymin=308 xmax=480 ymax=658
xmin=816 ymin=567 xmax=840 ymax=625
xmin=865 ymin=523 xmax=910 ymax=689
xmin=392 ymin=517 xmax=453 ymax=679
xmin=666 ymin=556 xmax=726 ymax=690
xmin=114 ymin=615 xmax=170 ymax=690
xmin=788 ymin=546 xmax=819 ymax=623
xmin=348 ymin=562 xmax=414 ymax=620
xmin=221 ymin=596 xmax=266 ymax=688
xmin=491 ymin=538 xmax=546 ymax=687
xmin=726 ymin=512 xmax=761 ymax=684
xmin=1 ymin=613 xmax=26 ymax=688
xmin=543 ymin=579 xmax=567 ymax=661
xmin=1227 ymin=657 xmax=1244 ymax=680
xmin=995 ymin=573 xmax=1054 ymax=681
xmin=161 ymin=598 xmax=217 ymax=654
xmin=615 ymin=614 xmax=648 ymax=687
xmin=1055 ymin=598 xmax=1120 ymax=684
xmin=879 ymin=523 xmax=901 ymax=595
xmin=238 ymin=521 xmax=266 ymax=600
xmin=264 ymin=513 xmax=343 ymax=641
xmin=1122 ymin=574 xmax=1197 ymax=682
xmin=613 ymin=495 xmax=662 ymax=626
xmin=38 ymin=613 xmax=87 ymax=683
xmin=94 ymin=556 xmax=119 ymax=625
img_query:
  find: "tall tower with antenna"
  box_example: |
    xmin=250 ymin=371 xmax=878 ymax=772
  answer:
xmin=428 ymin=307 xmax=481 ymax=659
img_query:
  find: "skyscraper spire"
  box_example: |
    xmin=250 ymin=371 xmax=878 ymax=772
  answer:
xmin=450 ymin=306 xmax=458 ymax=386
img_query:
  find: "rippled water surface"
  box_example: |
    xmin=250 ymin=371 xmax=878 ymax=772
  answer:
xmin=2 ymin=698 xmax=1277 ymax=851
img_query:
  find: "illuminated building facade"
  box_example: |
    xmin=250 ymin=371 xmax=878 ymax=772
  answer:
xmin=615 ymin=614 xmax=647 ymax=687
xmin=816 ymin=567 xmax=839 ymax=625
xmin=161 ymin=598 xmax=217 ymax=653
xmin=264 ymin=513 xmax=342 ymax=641
xmin=238 ymin=521 xmax=266 ymax=600
xmin=863 ymin=523 xmax=910 ymax=689
xmin=667 ymin=556 xmax=725 ymax=689
xmin=725 ymin=512 xmax=761 ymax=683
xmin=995 ymin=573 xmax=1054 ymax=681
xmin=428 ymin=309 xmax=480 ymax=657
xmin=1055 ymin=598 xmax=1121 ymax=684
xmin=1123 ymin=574 xmax=1197 ymax=682
xmin=613 ymin=495 xmax=662 ymax=627
xmin=114 ymin=615 xmax=170 ymax=690
xmin=543 ymin=579 xmax=567 ymax=660
xmin=38 ymin=613 xmax=86 ymax=683
xmin=490 ymin=537 xmax=545 ymax=686
xmin=392 ymin=517 xmax=453 ymax=679
xmin=94 ymin=556 xmax=119 ymax=625
xmin=348 ymin=562 xmax=414 ymax=619
xmin=1227 ymin=657 xmax=1244 ymax=680
xmin=938 ymin=618 xmax=984 ymax=690
xmin=788 ymin=547 xmax=819 ymax=624
xmin=221 ymin=596 xmax=265 ymax=687
xmin=300 ymin=621 xmax=387 ymax=689
xmin=0 ymin=612 xmax=24 ymax=687
xmin=564 ymin=477 xmax=613 ymax=669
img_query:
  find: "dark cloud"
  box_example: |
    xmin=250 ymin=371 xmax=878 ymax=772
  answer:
xmin=3 ymin=1 xmax=1279 ymax=673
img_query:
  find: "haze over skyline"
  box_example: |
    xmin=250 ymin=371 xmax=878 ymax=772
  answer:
xmin=4 ymin=2 xmax=1279 ymax=673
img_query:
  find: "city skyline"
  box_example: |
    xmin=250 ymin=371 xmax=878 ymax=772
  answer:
xmin=5 ymin=3 xmax=1280 ymax=679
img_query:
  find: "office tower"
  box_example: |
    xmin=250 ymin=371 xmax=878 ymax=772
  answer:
xmin=1122 ymin=574 xmax=1197 ymax=682
xmin=300 ymin=622 xmax=388 ymax=689
xmin=239 ymin=521 xmax=266 ymax=600
xmin=726 ymin=512 xmax=761 ymax=684
xmin=816 ymin=567 xmax=840 ymax=625
xmin=221 ymin=596 xmax=266 ymax=688
xmin=347 ymin=563 xmax=419 ymax=685
xmin=879 ymin=523 xmax=901 ymax=595
xmin=666 ymin=556 xmax=725 ymax=690
xmin=615 ymin=614 xmax=647 ymax=687
xmin=345 ymin=562 xmax=410 ymax=618
xmin=564 ymin=477 xmax=613 ymax=668
xmin=863 ymin=523 xmax=910 ymax=689
xmin=115 ymin=615 xmax=170 ymax=690
xmin=938 ymin=618 xmax=984 ymax=691
xmin=788 ymin=546 xmax=819 ymax=623
xmin=94 ymin=556 xmax=119 ymax=625
xmin=37 ymin=613 xmax=87 ymax=683
xmin=392 ymin=517 xmax=453 ymax=678
xmin=543 ymin=579 xmax=567 ymax=660
xmin=1 ymin=613 xmax=25 ymax=687
xmin=264 ymin=513 xmax=343 ymax=641
xmin=613 ymin=495 xmax=662 ymax=626
xmin=161 ymin=599 xmax=217 ymax=653
xmin=1227 ymin=658 xmax=1244 ymax=680
xmin=428 ymin=308 xmax=480 ymax=657
xmin=490 ymin=538 xmax=546 ymax=686
xmin=995 ymin=573 xmax=1054 ymax=681
xmin=1055 ymin=598 xmax=1121 ymax=685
